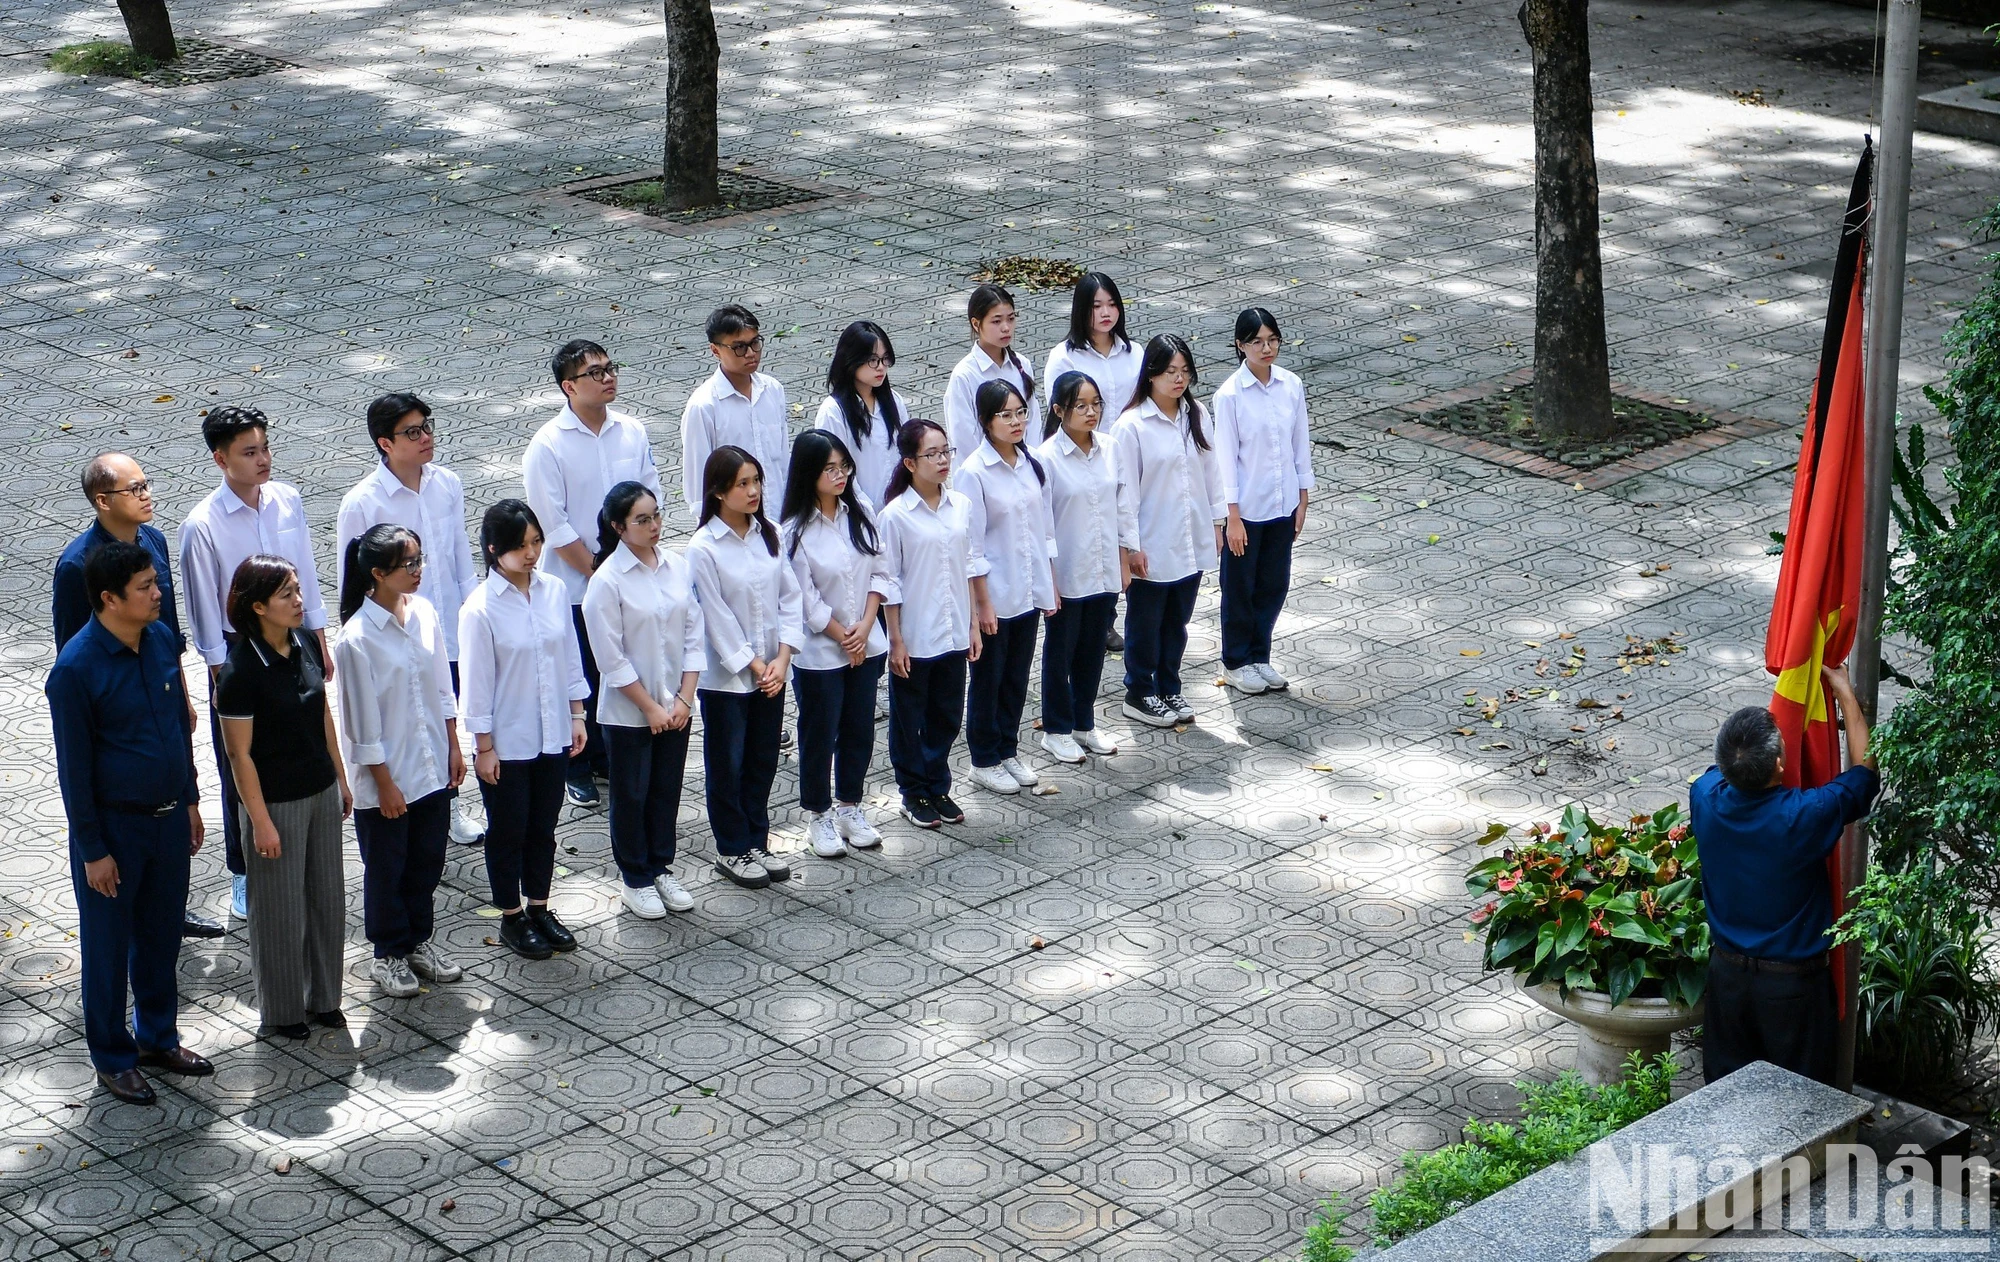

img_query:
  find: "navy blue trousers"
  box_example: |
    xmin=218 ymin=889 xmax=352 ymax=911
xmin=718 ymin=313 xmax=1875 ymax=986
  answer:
xmin=889 ymin=650 xmax=966 ymax=800
xmin=1041 ymin=592 xmax=1116 ymax=735
xmin=353 ymin=787 xmax=451 ymax=959
xmin=568 ymin=605 xmax=608 ymax=785
xmin=967 ymin=611 xmax=1038 ymax=766
xmin=604 ymin=723 xmax=690 ymax=888
xmin=1123 ymin=573 xmax=1200 ymax=699
xmin=73 ymin=808 xmax=190 ymax=1072
xmin=1220 ymin=515 xmax=1295 ymax=668
xmin=795 ymin=653 xmax=885 ymax=812
xmin=478 ymin=752 xmax=565 ymax=909
xmin=207 ymin=703 xmax=246 ymax=876
xmin=700 ymin=687 xmax=785 ymax=857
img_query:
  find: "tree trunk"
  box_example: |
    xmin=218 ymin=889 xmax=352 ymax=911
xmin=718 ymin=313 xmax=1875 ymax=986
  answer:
xmin=1520 ymin=0 xmax=1614 ymax=441
xmin=117 ymin=0 xmax=179 ymax=62
xmin=662 ymin=0 xmax=721 ymax=210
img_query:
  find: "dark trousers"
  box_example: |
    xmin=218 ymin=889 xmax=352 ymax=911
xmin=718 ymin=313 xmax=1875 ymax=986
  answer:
xmin=353 ymin=788 xmax=451 ymax=959
xmin=796 ymin=653 xmax=885 ymax=812
xmin=1123 ymin=573 xmax=1201 ymax=699
xmin=207 ymin=703 xmax=246 ymax=875
xmin=1042 ymin=592 xmax=1116 ymax=735
xmin=568 ymin=606 xmax=607 ymax=785
xmin=1703 ymin=953 xmax=1838 ymax=1086
xmin=700 ymin=687 xmax=785 ymax=857
xmin=889 ymin=650 xmax=967 ymax=799
xmin=1220 ymin=515 xmax=1294 ymax=668
xmin=478 ymin=752 xmax=566 ymax=909
xmin=72 ymin=808 xmax=190 ymax=1073
xmin=604 ymin=723 xmax=690 ymax=888
xmin=967 ymin=611 xmax=1039 ymax=766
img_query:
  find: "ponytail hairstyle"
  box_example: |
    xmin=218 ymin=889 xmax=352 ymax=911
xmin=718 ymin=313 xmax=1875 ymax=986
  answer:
xmin=974 ymin=380 xmax=1045 ymax=485
xmin=1232 ymin=307 xmax=1282 ymax=362
xmin=780 ymin=430 xmax=879 ymax=559
xmin=697 ymin=445 xmax=779 ymax=557
xmin=479 ymin=498 xmax=542 ymax=573
xmin=883 ymin=418 xmax=948 ymax=505
xmin=826 ymin=321 xmax=902 ymax=450
xmin=340 ymin=524 xmax=421 ymax=623
xmin=1043 ymin=370 xmax=1102 ymax=440
xmin=594 ymin=480 xmax=657 ymax=568
xmin=967 ymin=283 xmax=1035 ymax=405
xmin=1064 ymin=271 xmax=1131 ymax=353
xmin=1127 ymin=333 xmax=1210 ymax=452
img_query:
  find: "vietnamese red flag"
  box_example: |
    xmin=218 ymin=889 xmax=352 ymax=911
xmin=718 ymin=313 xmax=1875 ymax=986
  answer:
xmin=1765 ymin=139 xmax=1871 ymax=1012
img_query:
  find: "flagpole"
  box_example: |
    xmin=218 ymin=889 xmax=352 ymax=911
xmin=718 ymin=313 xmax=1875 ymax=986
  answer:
xmin=1840 ymin=0 xmax=1921 ymax=1095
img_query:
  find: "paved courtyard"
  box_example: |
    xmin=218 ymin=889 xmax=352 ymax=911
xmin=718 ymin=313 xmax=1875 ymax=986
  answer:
xmin=3 ymin=0 xmax=1998 ymax=1257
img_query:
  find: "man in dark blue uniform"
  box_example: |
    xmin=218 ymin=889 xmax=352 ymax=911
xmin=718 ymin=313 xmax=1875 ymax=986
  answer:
xmin=52 ymin=452 xmax=223 ymax=940
xmin=47 ymin=541 xmax=216 ymax=1104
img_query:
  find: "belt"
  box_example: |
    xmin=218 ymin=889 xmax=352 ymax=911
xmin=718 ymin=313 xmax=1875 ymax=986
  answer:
xmin=1714 ymin=948 xmax=1829 ymax=975
xmin=102 ymin=799 xmax=181 ymax=818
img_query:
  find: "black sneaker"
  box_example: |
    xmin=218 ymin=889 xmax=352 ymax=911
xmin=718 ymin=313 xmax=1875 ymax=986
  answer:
xmin=565 ymin=778 xmax=599 ymax=807
xmin=1162 ymin=694 xmax=1196 ymax=721
xmin=310 ymin=1009 xmax=347 ymax=1029
xmin=1122 ymin=695 xmax=1179 ymax=728
xmin=900 ymin=796 xmax=942 ymax=829
xmin=527 ymin=906 xmax=578 ymax=953
xmin=499 ymin=911 xmax=554 ymax=960
xmin=260 ymin=1022 xmax=311 ymax=1041
xmin=932 ymin=794 xmax=966 ymax=825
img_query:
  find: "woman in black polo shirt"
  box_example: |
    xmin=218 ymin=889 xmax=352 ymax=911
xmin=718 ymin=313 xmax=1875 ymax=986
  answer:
xmin=217 ymin=554 xmax=352 ymax=1039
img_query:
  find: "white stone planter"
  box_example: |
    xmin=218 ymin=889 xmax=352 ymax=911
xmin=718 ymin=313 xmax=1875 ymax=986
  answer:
xmin=1523 ymin=980 xmax=1703 ymax=1085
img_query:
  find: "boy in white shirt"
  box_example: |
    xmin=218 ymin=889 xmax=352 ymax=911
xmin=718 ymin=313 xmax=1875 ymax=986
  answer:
xmin=680 ymin=305 xmax=790 ymax=512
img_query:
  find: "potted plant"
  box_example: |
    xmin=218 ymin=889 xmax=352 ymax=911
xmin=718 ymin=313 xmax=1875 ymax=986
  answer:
xmin=1467 ymin=803 xmax=1708 ymax=1084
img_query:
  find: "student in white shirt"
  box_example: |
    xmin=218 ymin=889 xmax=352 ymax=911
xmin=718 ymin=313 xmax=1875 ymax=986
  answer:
xmin=521 ymin=339 xmax=661 ymax=808
xmin=958 ymin=382 xmax=1059 ymax=796
xmin=584 ymin=482 xmax=706 ymax=919
xmin=943 ymin=284 xmax=1035 ymax=468
xmin=334 ymin=525 xmax=465 ymax=1000
xmin=1214 ymin=308 xmax=1315 ymax=695
xmin=879 ymin=420 xmax=979 ymax=830
xmin=1111 ymin=334 xmax=1227 ymax=730
xmin=779 ymin=431 xmax=892 ymax=860
xmin=814 ymin=320 xmax=906 ymax=511
xmin=688 ymin=447 xmax=803 ymax=890
xmin=458 ymin=500 xmax=589 ymax=961
xmin=337 ymin=392 xmax=484 ymax=846
xmin=178 ymin=405 xmax=331 ymax=919
xmin=1033 ymin=372 xmax=1126 ymax=763
xmin=681 ymin=305 xmax=790 ymax=512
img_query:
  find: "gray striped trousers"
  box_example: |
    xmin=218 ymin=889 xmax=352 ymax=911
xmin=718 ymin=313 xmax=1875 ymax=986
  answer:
xmin=240 ymin=782 xmax=346 ymax=1026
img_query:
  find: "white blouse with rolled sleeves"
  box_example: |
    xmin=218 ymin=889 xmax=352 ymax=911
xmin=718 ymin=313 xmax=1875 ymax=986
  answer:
xmin=1212 ymin=362 xmax=1315 ymax=524
xmin=956 ymin=440 xmax=1058 ymax=619
xmin=1033 ymin=428 xmax=1122 ymax=600
xmin=334 ymin=595 xmax=456 ymax=811
xmin=687 ymin=517 xmax=805 ymax=694
xmin=1109 ymin=399 xmax=1227 ymax=584
xmin=787 ymin=505 xmax=894 ymax=673
xmin=582 ymin=544 xmax=708 ymax=728
xmin=812 ymin=394 xmax=904 ymax=513
xmin=942 ymin=347 xmax=1032 ymax=471
xmin=1044 ymin=337 xmax=1142 ymax=422
xmin=457 ymin=570 xmax=589 ymax=761
xmin=879 ymin=487 xmax=974 ymax=660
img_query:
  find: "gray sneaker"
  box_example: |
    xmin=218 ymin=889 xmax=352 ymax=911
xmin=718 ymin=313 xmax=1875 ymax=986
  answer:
xmin=407 ymin=941 xmax=462 ymax=983
xmin=1255 ymin=662 xmax=1290 ymax=691
xmin=715 ymin=853 xmax=771 ymax=888
xmin=751 ymin=847 xmax=792 ymax=882
xmin=373 ymin=956 xmax=419 ymax=998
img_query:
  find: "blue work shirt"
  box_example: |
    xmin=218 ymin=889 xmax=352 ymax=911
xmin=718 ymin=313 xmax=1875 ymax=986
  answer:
xmin=1691 ymin=763 xmax=1880 ymax=961
xmin=53 ymin=523 xmax=184 ymax=657
xmin=46 ymin=618 xmax=199 ymax=863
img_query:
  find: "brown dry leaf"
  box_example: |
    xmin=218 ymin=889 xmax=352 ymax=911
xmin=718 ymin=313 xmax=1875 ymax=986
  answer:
xmin=440 ymin=1198 xmax=457 ymax=1214
xmin=1558 ymin=631 xmax=1576 ymax=641
xmin=1575 ymin=698 xmax=1604 ymax=710
xmin=1459 ymin=649 xmax=1483 ymax=657
xmin=482 ymin=936 xmax=499 ymax=947
xmin=153 ymin=394 xmax=175 ymax=403
xmin=1454 ymin=727 xmax=1475 ymax=737
xmin=1570 ymin=724 xmax=1589 ymax=732
xmin=1029 ymin=937 xmax=1046 ymax=950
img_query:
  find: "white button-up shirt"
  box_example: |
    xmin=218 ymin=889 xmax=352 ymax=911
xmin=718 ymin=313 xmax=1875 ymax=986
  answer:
xmin=813 ymin=393 xmax=904 ymax=512
xmin=681 ymin=369 xmax=790 ymax=512
xmin=336 ymin=463 xmax=478 ymax=661
xmin=457 ymin=570 xmax=589 ymax=761
xmin=522 ymin=405 xmax=661 ymax=604
xmin=1033 ymin=429 xmax=1122 ymax=600
xmin=1212 ymin=363 xmax=1316 ymax=524
xmin=943 ymin=347 xmax=1033 ymax=471
xmin=334 ymin=595 xmax=456 ymax=811
xmin=957 ymin=440 xmax=1058 ymax=620
xmin=1044 ymin=337 xmax=1142 ymax=422
xmin=582 ymin=542 xmax=708 ymax=728
xmin=787 ymin=504 xmax=893 ymax=672
xmin=1110 ymin=399 xmax=1228 ymax=584
xmin=179 ymin=479 xmax=328 ymax=667
xmin=879 ymin=487 xmax=974 ymax=660
xmin=687 ymin=518 xmax=804 ymax=693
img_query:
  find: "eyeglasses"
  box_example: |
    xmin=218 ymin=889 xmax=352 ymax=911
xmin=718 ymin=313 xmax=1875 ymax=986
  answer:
xmin=863 ymin=355 xmax=893 ymax=370
xmin=993 ymin=407 xmax=1030 ymax=423
xmin=393 ymin=553 xmax=425 ymax=574
xmin=395 ymin=420 xmax=434 ymax=441
xmin=626 ymin=512 xmax=661 ymax=528
xmin=917 ymin=447 xmax=953 ymax=464
xmin=822 ymin=463 xmax=852 ymax=479
xmin=105 ymin=479 xmax=153 ymax=499
xmin=1160 ymin=366 xmax=1192 ymax=380
xmin=1241 ymin=336 xmax=1282 ymax=351
xmin=567 ymin=362 xmax=622 ymax=384
xmin=716 ymin=335 xmax=764 ymax=356
xmin=1066 ymin=401 xmax=1104 ymax=415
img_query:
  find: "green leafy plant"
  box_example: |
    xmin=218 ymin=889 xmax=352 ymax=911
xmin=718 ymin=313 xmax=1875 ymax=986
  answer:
xmin=48 ymin=40 xmax=160 ymax=77
xmin=1467 ymin=803 xmax=1709 ymax=1006
xmin=1299 ymin=1196 xmax=1356 ymax=1262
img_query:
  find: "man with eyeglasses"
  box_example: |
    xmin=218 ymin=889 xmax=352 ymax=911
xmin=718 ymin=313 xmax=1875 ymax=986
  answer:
xmin=338 ymin=393 xmax=484 ymax=844
xmin=53 ymin=454 xmax=224 ymax=940
xmin=523 ymin=338 xmax=662 ymax=807
xmin=679 ymin=304 xmax=790 ymax=512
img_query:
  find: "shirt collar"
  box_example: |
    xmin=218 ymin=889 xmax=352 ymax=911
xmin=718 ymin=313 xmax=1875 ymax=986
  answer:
xmin=972 ymin=346 xmax=1007 ymax=374
xmin=711 ymin=369 xmax=767 ymax=405
xmin=1138 ymin=397 xmax=1179 ymax=425
xmin=1234 ymin=362 xmax=1279 ymax=391
xmin=703 ymin=516 xmax=743 ymax=543
xmin=896 ymin=486 xmax=951 ymax=516
xmin=556 ymin=405 xmax=626 ymax=436
xmin=366 ymin=463 xmax=430 ymax=498
xmin=359 ymin=598 xmax=403 ymax=630
xmin=84 ymin=617 xmax=139 ymax=657
xmin=608 ymin=543 xmax=647 ymax=573
xmin=218 ymin=481 xmax=265 ymax=516
xmin=1052 ymin=429 xmax=1095 ymax=459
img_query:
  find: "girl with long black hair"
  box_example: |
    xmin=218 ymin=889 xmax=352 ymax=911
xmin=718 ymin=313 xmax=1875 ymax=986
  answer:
xmin=942 ymin=284 xmax=1034 ymax=468
xmin=1043 ymin=272 xmax=1141 ymax=439
xmin=1033 ymin=372 xmax=1124 ymax=762
xmin=814 ymin=320 xmax=906 ymax=511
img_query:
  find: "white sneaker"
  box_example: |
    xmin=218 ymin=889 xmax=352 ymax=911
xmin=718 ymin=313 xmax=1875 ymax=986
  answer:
xmin=373 ymin=956 xmax=419 ymax=998
xmin=622 ymin=883 xmax=667 ymax=919
xmin=1225 ymin=665 xmax=1269 ymax=694
xmin=833 ymin=804 xmax=881 ymax=850
xmin=1040 ymin=732 xmax=1085 ymax=764
xmin=808 ymin=813 xmax=847 ymax=858
xmin=1256 ymin=662 xmax=1290 ymax=691
xmin=970 ymin=764 xmax=1021 ymax=795
xmin=751 ymin=847 xmax=792 ymax=882
xmin=450 ymin=803 xmax=485 ymax=845
xmin=1001 ymin=757 xmax=1039 ymax=787
xmin=1077 ymin=729 xmax=1119 ymax=756
xmin=715 ymin=854 xmax=771 ymax=888
xmin=407 ymin=941 xmax=462 ymax=983
xmin=654 ymin=872 xmax=695 ymax=912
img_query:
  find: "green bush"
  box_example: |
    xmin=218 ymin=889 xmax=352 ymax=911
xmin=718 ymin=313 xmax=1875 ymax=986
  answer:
xmin=47 ymin=40 xmax=159 ymax=77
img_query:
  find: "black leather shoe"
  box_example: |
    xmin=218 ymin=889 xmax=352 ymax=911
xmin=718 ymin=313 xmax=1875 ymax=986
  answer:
xmin=181 ymin=913 xmax=226 ymax=939
xmin=98 ymin=1069 xmax=156 ymax=1104
xmin=1105 ymin=627 xmax=1125 ymax=652
xmin=136 ymin=1045 xmax=213 ymax=1077
xmin=526 ymin=905 xmax=578 ymax=952
xmin=498 ymin=911 xmax=553 ymax=960
xmin=310 ymin=1009 xmax=347 ymax=1029
xmin=261 ymin=1022 xmax=311 ymax=1041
